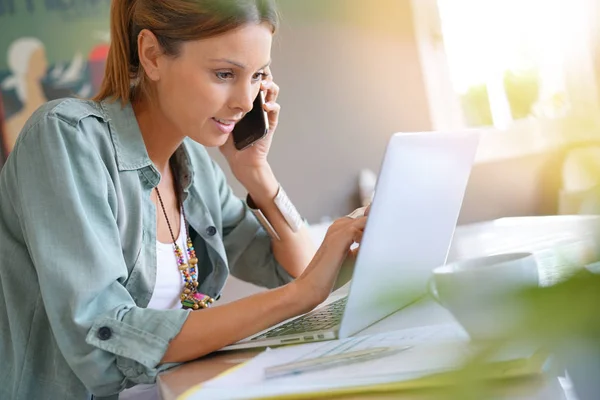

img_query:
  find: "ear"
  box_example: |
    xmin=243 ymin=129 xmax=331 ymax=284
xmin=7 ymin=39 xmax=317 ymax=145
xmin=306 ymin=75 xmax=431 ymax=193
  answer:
xmin=137 ymin=29 xmax=162 ymax=82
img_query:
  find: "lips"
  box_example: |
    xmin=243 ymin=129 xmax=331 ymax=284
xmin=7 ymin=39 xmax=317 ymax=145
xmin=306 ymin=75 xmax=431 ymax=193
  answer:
xmin=211 ymin=117 xmax=238 ymax=134
xmin=213 ymin=117 xmax=237 ymax=125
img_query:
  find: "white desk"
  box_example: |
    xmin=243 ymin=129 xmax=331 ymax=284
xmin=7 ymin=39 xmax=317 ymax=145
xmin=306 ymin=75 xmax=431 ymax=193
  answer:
xmin=158 ymin=215 xmax=600 ymax=400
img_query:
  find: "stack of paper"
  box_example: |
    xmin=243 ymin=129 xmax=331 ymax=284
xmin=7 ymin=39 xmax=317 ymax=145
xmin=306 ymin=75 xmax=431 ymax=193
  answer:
xmin=180 ymin=325 xmax=546 ymax=400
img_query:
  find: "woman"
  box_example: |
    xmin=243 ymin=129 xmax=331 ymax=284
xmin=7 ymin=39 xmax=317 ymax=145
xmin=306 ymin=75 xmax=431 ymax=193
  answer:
xmin=0 ymin=1 xmax=367 ymax=400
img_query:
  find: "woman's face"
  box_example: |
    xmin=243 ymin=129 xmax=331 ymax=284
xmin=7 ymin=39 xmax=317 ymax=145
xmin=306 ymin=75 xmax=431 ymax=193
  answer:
xmin=153 ymin=23 xmax=273 ymax=147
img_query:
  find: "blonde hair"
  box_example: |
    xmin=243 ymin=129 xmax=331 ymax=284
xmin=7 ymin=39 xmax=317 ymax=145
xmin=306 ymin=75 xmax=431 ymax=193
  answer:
xmin=94 ymin=0 xmax=279 ymax=103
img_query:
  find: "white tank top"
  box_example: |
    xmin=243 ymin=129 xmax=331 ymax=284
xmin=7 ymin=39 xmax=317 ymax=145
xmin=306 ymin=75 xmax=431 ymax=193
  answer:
xmin=119 ymin=214 xmax=187 ymax=400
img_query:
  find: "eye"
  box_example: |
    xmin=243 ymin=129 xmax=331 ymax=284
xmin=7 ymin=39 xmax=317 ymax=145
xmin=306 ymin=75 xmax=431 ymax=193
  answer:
xmin=252 ymin=72 xmax=268 ymax=82
xmin=215 ymin=71 xmax=234 ymax=81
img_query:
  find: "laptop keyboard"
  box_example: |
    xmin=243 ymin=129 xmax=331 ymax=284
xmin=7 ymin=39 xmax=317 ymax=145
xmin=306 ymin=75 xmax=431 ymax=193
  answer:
xmin=252 ymin=297 xmax=348 ymax=340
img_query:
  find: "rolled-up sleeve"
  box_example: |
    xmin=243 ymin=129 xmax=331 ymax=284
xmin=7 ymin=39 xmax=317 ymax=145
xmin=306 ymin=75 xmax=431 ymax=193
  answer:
xmin=209 ymin=160 xmax=295 ymax=289
xmin=12 ymin=116 xmax=189 ymax=396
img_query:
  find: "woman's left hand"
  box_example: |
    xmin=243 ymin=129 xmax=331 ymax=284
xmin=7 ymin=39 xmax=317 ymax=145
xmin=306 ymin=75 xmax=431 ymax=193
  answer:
xmin=220 ymin=67 xmax=280 ymax=175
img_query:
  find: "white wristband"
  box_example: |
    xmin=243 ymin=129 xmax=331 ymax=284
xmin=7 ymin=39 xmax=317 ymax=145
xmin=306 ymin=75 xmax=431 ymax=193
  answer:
xmin=246 ymin=185 xmax=304 ymax=240
xmin=273 ymin=186 xmax=303 ymax=232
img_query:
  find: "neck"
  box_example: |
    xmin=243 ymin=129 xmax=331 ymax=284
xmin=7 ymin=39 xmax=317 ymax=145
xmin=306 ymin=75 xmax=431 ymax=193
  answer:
xmin=132 ymin=95 xmax=185 ymax=174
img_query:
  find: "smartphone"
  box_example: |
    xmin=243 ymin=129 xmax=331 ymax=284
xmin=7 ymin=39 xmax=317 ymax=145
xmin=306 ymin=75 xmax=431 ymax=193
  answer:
xmin=232 ymin=91 xmax=270 ymax=151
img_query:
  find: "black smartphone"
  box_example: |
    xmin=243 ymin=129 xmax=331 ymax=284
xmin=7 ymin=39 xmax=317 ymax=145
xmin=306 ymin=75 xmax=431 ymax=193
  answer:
xmin=232 ymin=91 xmax=269 ymax=151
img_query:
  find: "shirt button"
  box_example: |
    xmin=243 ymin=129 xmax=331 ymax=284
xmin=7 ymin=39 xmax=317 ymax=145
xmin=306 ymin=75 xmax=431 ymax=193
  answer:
xmin=206 ymin=226 xmax=217 ymax=236
xmin=97 ymin=326 xmax=112 ymax=341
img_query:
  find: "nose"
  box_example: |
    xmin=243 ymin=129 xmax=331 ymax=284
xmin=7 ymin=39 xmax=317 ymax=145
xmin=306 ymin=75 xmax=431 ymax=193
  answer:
xmin=230 ymin=83 xmax=256 ymax=115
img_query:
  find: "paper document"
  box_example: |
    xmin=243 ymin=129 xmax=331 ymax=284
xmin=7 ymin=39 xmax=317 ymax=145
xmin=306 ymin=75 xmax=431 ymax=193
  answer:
xmin=179 ymin=324 xmax=541 ymax=400
xmin=264 ymin=345 xmax=413 ymax=379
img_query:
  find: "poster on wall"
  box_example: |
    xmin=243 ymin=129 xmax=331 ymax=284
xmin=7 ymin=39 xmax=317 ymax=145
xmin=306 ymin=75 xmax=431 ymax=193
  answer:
xmin=0 ymin=0 xmax=111 ymax=167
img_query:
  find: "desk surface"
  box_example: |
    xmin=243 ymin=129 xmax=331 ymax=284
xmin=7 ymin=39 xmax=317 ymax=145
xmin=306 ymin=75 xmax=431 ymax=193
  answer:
xmin=158 ymin=300 xmax=570 ymax=400
xmin=158 ymin=215 xmax=599 ymax=400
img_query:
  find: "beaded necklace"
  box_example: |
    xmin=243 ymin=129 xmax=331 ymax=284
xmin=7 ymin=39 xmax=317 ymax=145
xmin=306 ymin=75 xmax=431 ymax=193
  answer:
xmin=155 ymin=187 xmax=214 ymax=310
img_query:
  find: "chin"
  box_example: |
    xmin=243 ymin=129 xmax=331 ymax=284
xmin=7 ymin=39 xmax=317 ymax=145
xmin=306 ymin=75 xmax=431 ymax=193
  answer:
xmin=187 ymin=131 xmax=230 ymax=148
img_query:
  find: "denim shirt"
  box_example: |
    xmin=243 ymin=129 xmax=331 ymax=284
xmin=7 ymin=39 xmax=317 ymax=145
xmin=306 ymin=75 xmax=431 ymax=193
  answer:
xmin=0 ymin=98 xmax=294 ymax=400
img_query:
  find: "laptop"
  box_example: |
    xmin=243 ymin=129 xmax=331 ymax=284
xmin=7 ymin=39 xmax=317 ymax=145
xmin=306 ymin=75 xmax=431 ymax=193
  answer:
xmin=222 ymin=130 xmax=480 ymax=351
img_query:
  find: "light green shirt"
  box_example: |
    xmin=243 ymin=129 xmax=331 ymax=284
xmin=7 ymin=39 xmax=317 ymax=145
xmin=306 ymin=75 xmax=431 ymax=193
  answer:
xmin=0 ymin=98 xmax=293 ymax=400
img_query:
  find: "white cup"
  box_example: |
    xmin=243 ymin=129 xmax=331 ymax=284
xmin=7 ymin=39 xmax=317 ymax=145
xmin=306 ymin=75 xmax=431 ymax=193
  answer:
xmin=429 ymin=252 xmax=539 ymax=340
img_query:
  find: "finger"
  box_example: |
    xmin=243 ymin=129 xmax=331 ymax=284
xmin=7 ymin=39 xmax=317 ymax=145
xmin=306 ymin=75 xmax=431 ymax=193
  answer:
xmin=333 ymin=215 xmax=366 ymax=235
xmin=351 ymin=215 xmax=368 ymax=230
xmin=261 ymin=80 xmax=279 ymax=104
xmin=328 ymin=214 xmax=358 ymax=233
xmin=263 ymin=101 xmax=280 ymax=113
xmin=353 ymin=229 xmax=363 ymax=244
xmin=323 ymin=216 xmax=365 ymax=246
xmin=364 ymin=203 xmax=372 ymax=217
xmin=264 ymin=66 xmax=273 ymax=81
xmin=340 ymin=219 xmax=366 ymax=253
xmin=263 ymin=101 xmax=280 ymax=133
xmin=331 ymin=213 xmax=367 ymax=232
xmin=326 ymin=213 xmax=368 ymax=242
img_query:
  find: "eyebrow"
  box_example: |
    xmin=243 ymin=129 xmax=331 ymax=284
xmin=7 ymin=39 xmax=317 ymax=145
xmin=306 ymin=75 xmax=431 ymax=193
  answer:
xmin=210 ymin=58 xmax=271 ymax=71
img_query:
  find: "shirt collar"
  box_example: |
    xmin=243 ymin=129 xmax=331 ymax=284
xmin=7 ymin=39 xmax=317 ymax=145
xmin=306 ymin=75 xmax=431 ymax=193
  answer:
xmin=173 ymin=141 xmax=194 ymax=195
xmin=100 ymin=99 xmax=152 ymax=172
xmin=99 ymin=99 xmax=194 ymax=192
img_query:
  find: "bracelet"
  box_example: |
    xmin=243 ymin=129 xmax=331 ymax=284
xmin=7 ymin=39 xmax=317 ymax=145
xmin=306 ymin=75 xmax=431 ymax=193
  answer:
xmin=247 ymin=185 xmax=304 ymax=240
xmin=247 ymin=200 xmax=281 ymax=241
xmin=273 ymin=186 xmax=304 ymax=232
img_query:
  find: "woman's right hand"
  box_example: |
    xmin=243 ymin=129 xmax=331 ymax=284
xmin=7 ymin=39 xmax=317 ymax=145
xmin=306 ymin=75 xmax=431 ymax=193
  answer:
xmin=293 ymin=210 xmax=368 ymax=309
xmin=164 ymin=206 xmax=370 ymax=363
